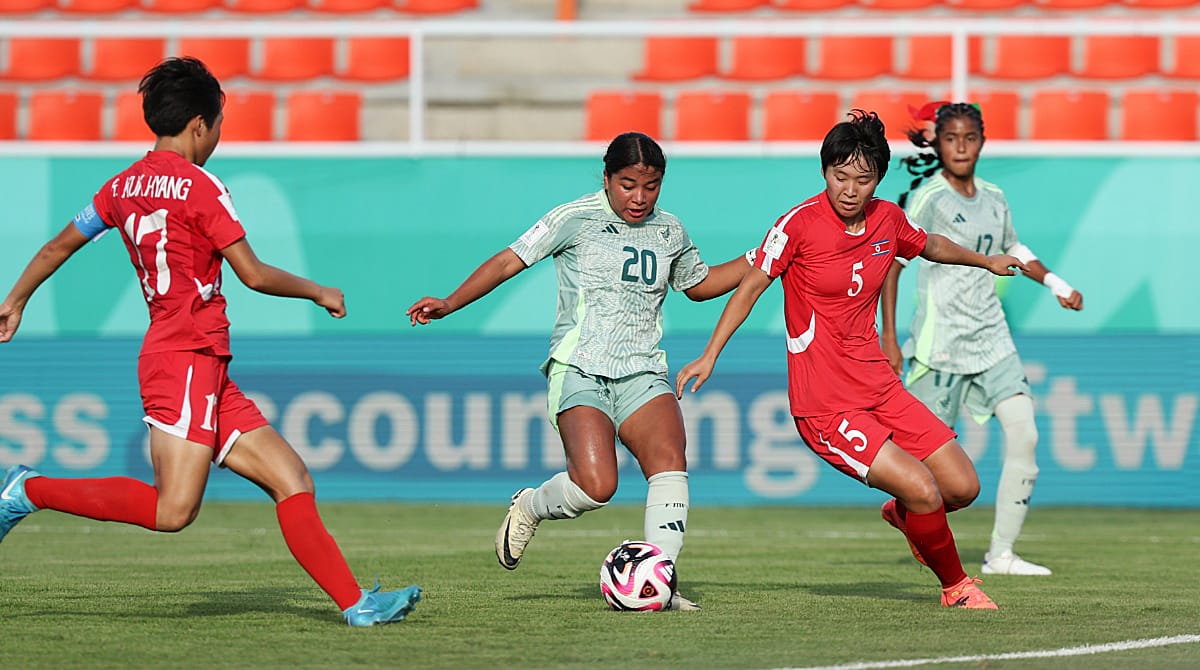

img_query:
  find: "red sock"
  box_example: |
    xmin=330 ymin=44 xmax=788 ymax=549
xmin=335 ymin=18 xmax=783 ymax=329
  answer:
xmin=24 ymin=477 xmax=157 ymax=530
xmin=276 ymin=492 xmax=361 ymax=610
xmin=905 ymin=506 xmax=968 ymax=588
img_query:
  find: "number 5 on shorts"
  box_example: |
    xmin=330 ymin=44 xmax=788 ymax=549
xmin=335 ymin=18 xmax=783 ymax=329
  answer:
xmin=838 ymin=419 xmax=868 ymax=452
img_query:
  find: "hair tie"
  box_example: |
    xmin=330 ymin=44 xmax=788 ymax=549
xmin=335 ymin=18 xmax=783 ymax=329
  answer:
xmin=908 ymin=100 xmax=952 ymax=123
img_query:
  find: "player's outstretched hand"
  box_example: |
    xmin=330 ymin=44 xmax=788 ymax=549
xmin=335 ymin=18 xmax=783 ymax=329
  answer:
xmin=0 ymin=301 xmax=22 ymax=343
xmin=1058 ymin=289 xmax=1084 ymax=311
xmin=407 ymin=297 xmax=452 ymax=326
xmin=984 ymin=254 xmax=1026 ymax=277
xmin=316 ymin=286 xmax=346 ymax=318
xmin=675 ymin=356 xmax=716 ymax=398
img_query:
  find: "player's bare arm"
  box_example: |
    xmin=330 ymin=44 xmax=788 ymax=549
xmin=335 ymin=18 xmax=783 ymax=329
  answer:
xmin=406 ymin=248 xmax=527 ymax=326
xmin=1013 ymin=258 xmax=1084 ymax=311
xmin=0 ymin=223 xmax=90 ymax=344
xmin=676 ymin=267 xmax=772 ymax=397
xmin=221 ymin=238 xmax=346 ymax=318
xmin=683 ymin=252 xmax=755 ymax=302
xmin=921 ymin=233 xmax=1026 ymax=276
xmin=879 ymin=259 xmax=905 ymax=375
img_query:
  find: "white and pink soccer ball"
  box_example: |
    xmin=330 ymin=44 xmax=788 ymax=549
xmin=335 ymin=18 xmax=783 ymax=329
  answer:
xmin=599 ymin=540 xmax=677 ymax=611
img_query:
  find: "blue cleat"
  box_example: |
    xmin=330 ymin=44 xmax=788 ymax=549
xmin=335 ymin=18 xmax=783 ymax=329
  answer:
xmin=343 ymin=582 xmax=422 ymax=626
xmin=0 ymin=465 xmax=41 ymax=544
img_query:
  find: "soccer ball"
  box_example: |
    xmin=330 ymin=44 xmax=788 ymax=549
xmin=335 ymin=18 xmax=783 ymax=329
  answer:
xmin=599 ymin=540 xmax=677 ymax=611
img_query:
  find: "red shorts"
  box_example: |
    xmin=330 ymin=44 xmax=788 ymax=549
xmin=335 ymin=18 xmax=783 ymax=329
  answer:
xmin=138 ymin=350 xmax=268 ymax=464
xmin=794 ymin=387 xmax=956 ymax=483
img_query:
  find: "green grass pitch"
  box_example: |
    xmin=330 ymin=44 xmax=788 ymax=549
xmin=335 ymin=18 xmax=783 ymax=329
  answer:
xmin=1 ymin=503 xmax=1197 ymax=669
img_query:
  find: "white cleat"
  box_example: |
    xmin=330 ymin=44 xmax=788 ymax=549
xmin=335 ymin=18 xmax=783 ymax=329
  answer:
xmin=982 ymin=550 xmax=1052 ymax=576
xmin=670 ymin=592 xmax=702 ymax=611
xmin=495 ymin=488 xmax=540 ymax=570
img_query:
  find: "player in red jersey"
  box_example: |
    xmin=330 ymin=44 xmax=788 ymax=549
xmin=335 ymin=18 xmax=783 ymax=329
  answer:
xmin=676 ymin=110 xmax=1026 ymax=609
xmin=0 ymin=57 xmax=420 ymax=626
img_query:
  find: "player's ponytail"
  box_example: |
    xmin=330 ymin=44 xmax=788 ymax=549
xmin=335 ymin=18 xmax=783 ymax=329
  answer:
xmin=897 ymin=102 xmax=984 ymax=209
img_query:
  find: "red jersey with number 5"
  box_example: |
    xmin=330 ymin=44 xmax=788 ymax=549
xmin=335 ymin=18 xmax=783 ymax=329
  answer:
xmin=752 ymin=192 xmax=927 ymax=416
xmin=91 ymin=151 xmax=246 ymax=357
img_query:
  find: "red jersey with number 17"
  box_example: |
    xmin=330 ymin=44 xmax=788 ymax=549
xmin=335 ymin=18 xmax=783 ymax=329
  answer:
xmin=753 ymin=192 xmax=927 ymax=417
xmin=90 ymin=151 xmax=247 ymax=357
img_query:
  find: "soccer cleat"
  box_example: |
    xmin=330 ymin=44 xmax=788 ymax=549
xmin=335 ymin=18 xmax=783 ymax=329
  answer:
xmin=941 ymin=576 xmax=998 ymax=610
xmin=669 ymin=592 xmax=702 ymax=611
xmin=982 ymin=550 xmax=1052 ymax=576
xmin=495 ymin=488 xmax=539 ymax=570
xmin=343 ymin=583 xmax=422 ymax=626
xmin=881 ymin=498 xmax=927 ymax=566
xmin=0 ymin=465 xmax=41 ymax=544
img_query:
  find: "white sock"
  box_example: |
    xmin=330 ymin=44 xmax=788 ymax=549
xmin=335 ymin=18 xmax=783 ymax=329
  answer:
xmin=526 ymin=471 xmax=605 ymax=521
xmin=644 ymin=470 xmax=689 ymax=562
xmin=990 ymin=394 xmax=1039 ymax=557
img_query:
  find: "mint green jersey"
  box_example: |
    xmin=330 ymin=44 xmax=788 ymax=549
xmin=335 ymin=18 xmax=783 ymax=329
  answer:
xmin=902 ymin=173 xmax=1019 ymax=375
xmin=509 ymin=190 xmax=709 ymax=378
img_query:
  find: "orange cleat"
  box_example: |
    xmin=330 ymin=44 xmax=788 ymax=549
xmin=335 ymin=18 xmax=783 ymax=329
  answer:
xmin=941 ymin=576 xmax=999 ymax=610
xmin=881 ymin=498 xmax=927 ymax=566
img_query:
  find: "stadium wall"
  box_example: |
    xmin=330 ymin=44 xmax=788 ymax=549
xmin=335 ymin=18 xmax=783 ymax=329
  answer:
xmin=0 ymin=155 xmax=1195 ymax=506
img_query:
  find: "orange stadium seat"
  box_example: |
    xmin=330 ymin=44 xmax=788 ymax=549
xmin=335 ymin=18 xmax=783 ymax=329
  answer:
xmin=4 ymin=38 xmax=81 ymax=81
xmin=220 ymin=90 xmax=276 ymax=141
xmin=86 ymin=38 xmax=166 ymax=81
xmin=984 ymin=36 xmax=1071 ymax=80
xmin=223 ymin=0 xmax=303 ymax=12
xmin=397 ymin=0 xmax=477 ymax=12
xmin=1032 ymin=0 xmax=1111 ymax=7
xmin=140 ymin=0 xmax=220 ymax=11
xmin=673 ymin=91 xmax=751 ymax=141
xmin=762 ymin=90 xmax=841 ymax=141
xmin=310 ymin=0 xmax=388 ymax=10
xmin=56 ymin=0 xmax=137 ymax=12
xmin=0 ymin=0 xmax=53 ymax=12
xmin=28 ymin=90 xmax=103 ymax=140
xmin=849 ymin=89 xmax=929 ymax=139
xmin=859 ymin=0 xmax=937 ymax=9
xmin=175 ymin=38 xmax=251 ymax=81
xmin=585 ymin=91 xmax=663 ymax=141
xmin=0 ymin=93 xmax=16 ymax=139
xmin=255 ymin=38 xmax=335 ymax=81
xmin=1120 ymin=90 xmax=1198 ymax=141
xmin=774 ymin=0 xmax=854 ymax=10
xmin=722 ymin=36 xmax=805 ymax=81
xmin=113 ymin=91 xmax=155 ymax=141
xmin=809 ymin=36 xmax=892 ymax=80
xmin=286 ymin=91 xmax=361 ymax=141
xmin=943 ymin=0 xmax=1025 ymax=8
xmin=896 ymin=35 xmax=982 ymax=80
xmin=688 ymin=0 xmax=767 ymax=9
xmin=1162 ymin=37 xmax=1200 ymax=79
xmin=341 ymin=38 xmax=411 ymax=81
xmin=1077 ymin=36 xmax=1158 ymax=79
xmin=965 ymin=90 xmax=1020 ymax=140
xmin=633 ymin=37 xmax=719 ymax=82
xmin=1030 ymin=90 xmax=1109 ymax=140
xmin=1122 ymin=0 xmax=1198 ymax=7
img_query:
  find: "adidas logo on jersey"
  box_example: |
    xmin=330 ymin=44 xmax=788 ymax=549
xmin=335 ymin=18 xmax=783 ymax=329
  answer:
xmin=602 ymin=223 xmax=620 ymax=234
xmin=952 ymin=213 xmax=967 ymax=224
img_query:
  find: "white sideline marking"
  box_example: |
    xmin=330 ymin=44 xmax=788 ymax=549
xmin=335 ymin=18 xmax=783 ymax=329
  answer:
xmin=773 ymin=635 xmax=1200 ymax=670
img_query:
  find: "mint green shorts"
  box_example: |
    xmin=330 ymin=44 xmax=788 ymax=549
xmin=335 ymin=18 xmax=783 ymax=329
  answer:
xmin=545 ymin=360 xmax=674 ymax=432
xmin=906 ymin=352 xmax=1031 ymax=425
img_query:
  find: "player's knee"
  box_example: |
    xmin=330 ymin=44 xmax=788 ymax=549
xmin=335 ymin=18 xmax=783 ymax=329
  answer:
xmin=899 ymin=477 xmax=943 ymax=513
xmin=1005 ymin=423 xmax=1039 ymax=463
xmin=943 ymin=480 xmax=980 ymax=510
xmin=155 ymin=503 xmax=200 ymax=532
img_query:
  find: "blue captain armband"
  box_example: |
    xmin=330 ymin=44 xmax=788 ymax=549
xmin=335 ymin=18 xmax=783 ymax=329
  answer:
xmin=72 ymin=203 xmax=109 ymax=241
